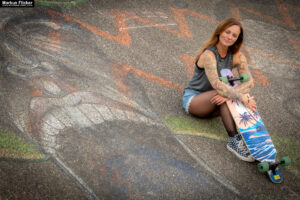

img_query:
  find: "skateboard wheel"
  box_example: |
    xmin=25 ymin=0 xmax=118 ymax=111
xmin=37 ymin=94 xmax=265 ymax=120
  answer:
xmin=280 ymin=156 xmax=291 ymax=167
xmin=258 ymin=162 xmax=269 ymax=173
xmin=240 ymin=73 xmax=249 ymax=82
xmin=219 ymin=77 xmax=228 ymax=84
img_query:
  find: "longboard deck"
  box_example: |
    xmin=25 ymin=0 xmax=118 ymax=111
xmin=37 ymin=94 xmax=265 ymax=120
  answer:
xmin=225 ymin=99 xmax=276 ymax=163
xmin=220 ymin=69 xmax=283 ymax=183
xmin=268 ymin=168 xmax=283 ymax=183
xmin=220 ymin=69 xmax=277 ymax=163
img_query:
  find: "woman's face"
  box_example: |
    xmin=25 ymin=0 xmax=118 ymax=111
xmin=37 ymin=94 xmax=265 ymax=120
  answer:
xmin=219 ymin=25 xmax=241 ymax=47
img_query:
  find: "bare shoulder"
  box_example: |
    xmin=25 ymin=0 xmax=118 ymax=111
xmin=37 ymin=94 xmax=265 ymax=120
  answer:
xmin=197 ymin=50 xmax=216 ymax=68
xmin=233 ymin=51 xmax=246 ymax=67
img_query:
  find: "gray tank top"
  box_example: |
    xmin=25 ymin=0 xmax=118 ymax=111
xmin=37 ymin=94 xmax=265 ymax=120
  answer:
xmin=185 ymin=46 xmax=233 ymax=92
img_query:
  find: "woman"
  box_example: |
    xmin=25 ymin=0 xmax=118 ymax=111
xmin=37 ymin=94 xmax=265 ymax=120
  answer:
xmin=182 ymin=18 xmax=257 ymax=162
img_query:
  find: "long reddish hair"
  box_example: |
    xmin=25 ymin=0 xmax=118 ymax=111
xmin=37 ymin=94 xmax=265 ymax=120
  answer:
xmin=195 ymin=18 xmax=244 ymax=62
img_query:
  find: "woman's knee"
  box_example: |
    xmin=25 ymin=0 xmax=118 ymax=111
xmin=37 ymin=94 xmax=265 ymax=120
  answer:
xmin=189 ymin=99 xmax=218 ymax=117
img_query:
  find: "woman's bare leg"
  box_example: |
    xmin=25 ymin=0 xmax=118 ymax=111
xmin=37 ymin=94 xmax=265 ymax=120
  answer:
xmin=188 ymin=90 xmax=237 ymax=137
xmin=188 ymin=90 xmax=219 ymax=118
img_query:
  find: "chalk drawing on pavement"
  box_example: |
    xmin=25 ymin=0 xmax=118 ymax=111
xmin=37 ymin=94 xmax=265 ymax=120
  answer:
xmin=0 ymin=2 xmax=299 ymax=197
xmin=0 ymin=10 xmax=163 ymax=198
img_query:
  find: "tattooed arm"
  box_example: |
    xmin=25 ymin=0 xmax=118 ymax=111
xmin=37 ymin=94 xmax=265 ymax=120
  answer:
xmin=198 ymin=50 xmax=244 ymax=101
xmin=233 ymin=52 xmax=254 ymax=94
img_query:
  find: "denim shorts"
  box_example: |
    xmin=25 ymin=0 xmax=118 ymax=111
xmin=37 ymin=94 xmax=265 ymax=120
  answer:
xmin=182 ymin=89 xmax=201 ymax=114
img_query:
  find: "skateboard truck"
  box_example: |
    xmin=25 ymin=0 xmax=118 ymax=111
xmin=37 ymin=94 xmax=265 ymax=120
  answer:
xmin=258 ymin=156 xmax=291 ymax=174
xmin=219 ymin=73 xmax=249 ymax=86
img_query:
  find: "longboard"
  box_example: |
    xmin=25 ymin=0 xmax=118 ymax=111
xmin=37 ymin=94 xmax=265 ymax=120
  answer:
xmin=220 ymin=69 xmax=290 ymax=183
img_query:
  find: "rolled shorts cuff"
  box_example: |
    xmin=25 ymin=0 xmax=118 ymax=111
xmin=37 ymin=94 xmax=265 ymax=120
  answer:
xmin=182 ymin=89 xmax=201 ymax=114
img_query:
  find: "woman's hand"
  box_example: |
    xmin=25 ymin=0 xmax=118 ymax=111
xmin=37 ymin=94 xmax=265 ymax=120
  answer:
xmin=210 ymin=94 xmax=228 ymax=105
xmin=241 ymin=95 xmax=257 ymax=112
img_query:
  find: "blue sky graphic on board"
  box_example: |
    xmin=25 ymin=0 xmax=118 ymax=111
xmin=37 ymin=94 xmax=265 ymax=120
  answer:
xmin=240 ymin=119 xmax=276 ymax=163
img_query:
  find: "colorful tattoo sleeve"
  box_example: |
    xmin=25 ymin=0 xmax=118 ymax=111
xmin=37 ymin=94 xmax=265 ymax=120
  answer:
xmin=233 ymin=53 xmax=254 ymax=94
xmin=201 ymin=50 xmax=243 ymax=100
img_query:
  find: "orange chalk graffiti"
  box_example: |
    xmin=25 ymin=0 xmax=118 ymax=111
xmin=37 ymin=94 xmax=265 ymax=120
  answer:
xmin=48 ymin=9 xmax=132 ymax=46
xmin=228 ymin=1 xmax=297 ymax=29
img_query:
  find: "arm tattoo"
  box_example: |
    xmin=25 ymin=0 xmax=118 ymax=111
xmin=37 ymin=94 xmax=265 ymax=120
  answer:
xmin=207 ymin=66 xmax=217 ymax=70
xmin=233 ymin=53 xmax=254 ymax=94
xmin=202 ymin=51 xmax=243 ymax=100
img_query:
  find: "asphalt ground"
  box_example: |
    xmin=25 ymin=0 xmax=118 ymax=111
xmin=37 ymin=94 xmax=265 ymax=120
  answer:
xmin=0 ymin=0 xmax=299 ymax=199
